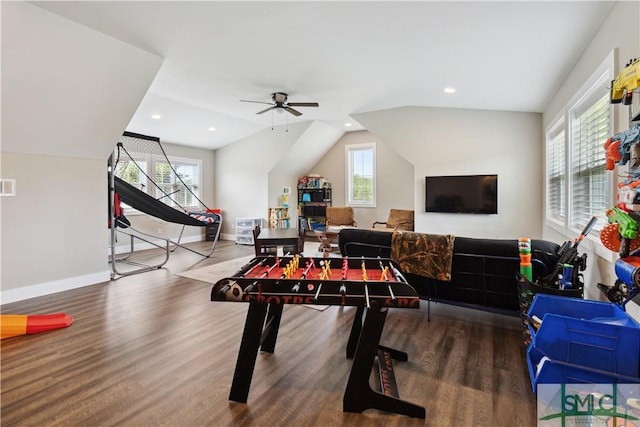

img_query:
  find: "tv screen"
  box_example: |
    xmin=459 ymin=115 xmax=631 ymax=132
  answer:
xmin=425 ymin=174 xmax=497 ymax=214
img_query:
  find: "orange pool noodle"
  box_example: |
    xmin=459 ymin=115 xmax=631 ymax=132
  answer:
xmin=1 ymin=313 xmax=73 ymax=339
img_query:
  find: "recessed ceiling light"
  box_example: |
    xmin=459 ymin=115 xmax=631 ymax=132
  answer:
xmin=208 ymin=127 xmax=216 ymax=131
xmin=151 ymin=114 xmax=162 ymax=119
xmin=345 ymin=123 xmax=352 ymax=127
xmin=444 ymin=87 xmax=456 ymax=94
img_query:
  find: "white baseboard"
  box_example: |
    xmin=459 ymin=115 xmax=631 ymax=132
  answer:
xmin=1 ymin=271 xmax=111 ymax=305
xmin=220 ymin=233 xmax=235 ymax=241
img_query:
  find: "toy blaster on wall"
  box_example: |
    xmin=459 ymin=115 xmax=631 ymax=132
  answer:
xmin=604 ymin=123 xmax=640 ymax=171
xmin=616 ymin=179 xmax=640 ymax=211
xmin=600 ymin=206 xmax=640 ymax=258
xmin=611 ymin=58 xmax=640 ymax=105
xmin=537 ymin=216 xmax=596 ymax=289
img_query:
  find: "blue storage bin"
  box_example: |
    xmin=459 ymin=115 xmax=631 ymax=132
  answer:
xmin=527 ymin=349 xmax=640 ymax=393
xmin=526 ymin=294 xmax=639 ymax=340
xmin=527 ymin=314 xmax=640 ymax=392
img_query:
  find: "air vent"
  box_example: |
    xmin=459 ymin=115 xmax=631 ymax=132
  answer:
xmin=0 ymin=179 xmax=16 ymax=196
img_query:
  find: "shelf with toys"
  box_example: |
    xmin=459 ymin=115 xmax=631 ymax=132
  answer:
xmin=268 ymin=187 xmax=291 ymax=229
xmin=268 ymin=206 xmax=290 ymax=229
xmin=598 ymin=57 xmax=640 ymax=308
xmin=297 ymin=175 xmax=331 ymax=235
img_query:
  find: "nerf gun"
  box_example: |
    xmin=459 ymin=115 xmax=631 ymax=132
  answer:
xmin=538 ymin=216 xmax=597 ymax=288
xmin=600 ymin=206 xmax=640 ymax=258
xmin=611 ymin=58 xmax=640 ymax=105
xmin=604 ymin=123 xmax=640 ymax=171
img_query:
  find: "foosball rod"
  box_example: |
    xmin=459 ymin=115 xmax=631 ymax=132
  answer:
xmin=378 ymin=258 xmax=396 ymax=302
xmin=292 ymin=261 xmax=314 ymax=292
xmin=240 ymin=258 xmax=267 ymax=278
xmin=260 ymin=260 xmax=281 ymax=279
xmin=364 ymin=283 xmax=371 ymax=309
xmin=243 ymin=280 xmax=258 ymax=293
xmin=313 ymin=282 xmax=323 ymax=301
xmin=388 ymin=262 xmax=408 ymax=284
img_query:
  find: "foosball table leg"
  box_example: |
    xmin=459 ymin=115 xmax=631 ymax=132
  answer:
xmin=260 ymin=303 xmax=283 ymax=353
xmin=346 ymin=306 xmax=365 ymax=359
xmin=229 ymin=300 xmax=268 ymax=403
xmin=343 ymin=307 xmax=426 ymax=419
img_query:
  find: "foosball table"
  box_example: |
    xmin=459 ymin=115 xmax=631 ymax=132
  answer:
xmin=210 ymin=254 xmax=426 ymax=419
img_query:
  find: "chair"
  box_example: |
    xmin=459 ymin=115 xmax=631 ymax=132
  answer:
xmin=321 ymin=207 xmax=357 ymax=252
xmin=325 ymin=206 xmax=357 ymax=227
xmin=372 ymin=209 xmax=414 ymax=231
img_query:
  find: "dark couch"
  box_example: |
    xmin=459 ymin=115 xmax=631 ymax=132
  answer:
xmin=338 ymin=228 xmax=561 ymax=314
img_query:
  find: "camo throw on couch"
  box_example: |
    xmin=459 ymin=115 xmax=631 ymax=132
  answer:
xmin=391 ymin=230 xmax=455 ymax=281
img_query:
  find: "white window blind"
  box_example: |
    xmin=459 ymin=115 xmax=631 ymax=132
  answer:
xmin=546 ymin=120 xmax=565 ymax=223
xmin=569 ymin=92 xmax=611 ymax=234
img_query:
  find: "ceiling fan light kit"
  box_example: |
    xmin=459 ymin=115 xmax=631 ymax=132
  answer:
xmin=240 ymin=92 xmax=319 ymax=117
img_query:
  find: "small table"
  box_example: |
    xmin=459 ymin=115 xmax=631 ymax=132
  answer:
xmin=313 ymin=226 xmax=352 ymax=253
xmin=255 ymin=228 xmax=301 ymax=255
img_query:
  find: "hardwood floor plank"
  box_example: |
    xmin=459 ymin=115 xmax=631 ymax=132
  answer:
xmin=1 ymin=239 xmax=537 ymax=426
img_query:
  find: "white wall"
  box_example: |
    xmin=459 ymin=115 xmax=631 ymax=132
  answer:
xmin=542 ymin=0 xmax=640 ymax=319
xmin=354 ymin=107 xmax=543 ymax=239
xmin=1 ymin=153 xmax=106 ymax=298
xmin=215 ymin=122 xmax=312 ymax=238
xmin=215 ymin=121 xmax=343 ymax=239
xmin=309 ymin=130 xmax=415 ymax=229
xmin=1 ymin=2 xmax=162 ymax=303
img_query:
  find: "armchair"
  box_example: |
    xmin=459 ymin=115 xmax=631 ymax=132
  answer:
xmin=372 ymin=209 xmax=414 ymax=231
xmin=326 ymin=206 xmax=357 ymax=227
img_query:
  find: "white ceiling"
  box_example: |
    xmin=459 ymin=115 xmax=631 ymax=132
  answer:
xmin=31 ymin=1 xmax=616 ymax=150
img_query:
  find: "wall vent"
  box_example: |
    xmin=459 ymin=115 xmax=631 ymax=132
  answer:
xmin=0 ymin=179 xmax=16 ymax=196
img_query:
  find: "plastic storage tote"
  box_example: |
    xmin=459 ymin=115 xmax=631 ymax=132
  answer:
xmin=526 ymin=294 xmax=638 ymax=341
xmin=527 ymin=313 xmax=640 ymax=392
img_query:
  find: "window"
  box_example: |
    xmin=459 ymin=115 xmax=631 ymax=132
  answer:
xmin=116 ymin=152 xmax=202 ymax=211
xmin=569 ymin=89 xmax=611 ymax=234
xmin=346 ymin=143 xmax=376 ymax=207
xmin=544 ymin=51 xmax=614 ymax=239
xmin=546 ymin=118 xmax=565 ymax=225
xmin=154 ymin=159 xmax=200 ymax=208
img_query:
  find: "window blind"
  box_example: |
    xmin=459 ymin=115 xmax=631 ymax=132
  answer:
xmin=570 ymin=94 xmax=610 ymax=233
xmin=547 ymin=124 xmax=565 ymax=222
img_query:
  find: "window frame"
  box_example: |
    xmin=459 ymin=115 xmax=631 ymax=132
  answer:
xmin=117 ymin=153 xmax=203 ymax=215
xmin=345 ymin=142 xmax=377 ymax=208
xmin=543 ymin=50 xmax=616 ymax=255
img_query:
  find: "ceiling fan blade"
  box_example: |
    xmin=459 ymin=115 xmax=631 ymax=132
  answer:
xmin=286 ymin=102 xmax=319 ymax=107
xmin=284 ymin=107 xmax=303 ymax=117
xmin=240 ymin=100 xmax=274 ymax=105
xmin=256 ymin=106 xmax=276 ymax=115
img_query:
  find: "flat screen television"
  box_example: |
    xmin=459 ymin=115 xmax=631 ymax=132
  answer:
xmin=425 ymin=174 xmax=498 ymax=214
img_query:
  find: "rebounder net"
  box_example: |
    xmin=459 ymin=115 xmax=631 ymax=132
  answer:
xmin=112 ymin=132 xmax=218 ymax=225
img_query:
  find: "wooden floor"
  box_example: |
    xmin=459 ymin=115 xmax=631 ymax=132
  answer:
xmin=1 ymin=239 xmax=537 ymax=426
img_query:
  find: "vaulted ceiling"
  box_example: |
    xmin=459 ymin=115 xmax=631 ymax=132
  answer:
xmin=31 ymin=1 xmax=616 ymax=149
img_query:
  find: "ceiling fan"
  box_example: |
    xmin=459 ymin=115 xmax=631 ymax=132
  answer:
xmin=240 ymin=92 xmax=319 ymax=117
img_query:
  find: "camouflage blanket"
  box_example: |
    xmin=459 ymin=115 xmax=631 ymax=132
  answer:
xmin=391 ymin=230 xmax=455 ymax=281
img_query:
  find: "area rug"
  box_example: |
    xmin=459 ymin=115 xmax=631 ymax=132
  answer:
xmin=177 ymin=256 xmax=253 ymax=283
xmin=177 ymin=256 xmax=329 ymax=311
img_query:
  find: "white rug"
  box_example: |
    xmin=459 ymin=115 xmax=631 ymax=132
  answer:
xmin=177 ymin=256 xmax=329 ymax=311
